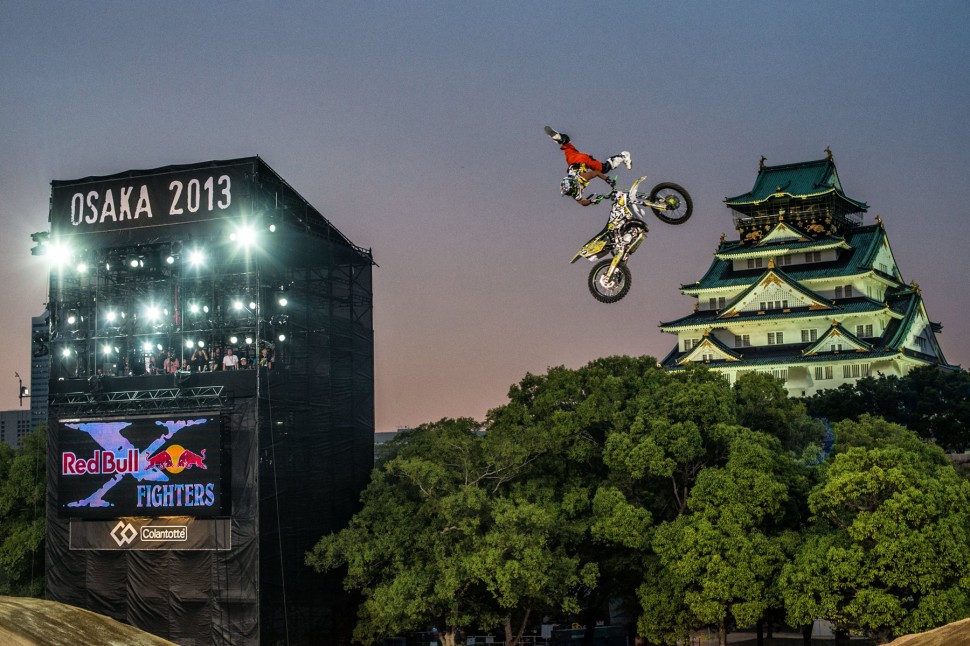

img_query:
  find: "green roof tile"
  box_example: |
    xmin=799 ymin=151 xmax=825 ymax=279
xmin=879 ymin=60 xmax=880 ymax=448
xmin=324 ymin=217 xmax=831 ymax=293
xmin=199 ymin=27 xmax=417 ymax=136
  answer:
xmin=725 ymin=158 xmax=868 ymax=212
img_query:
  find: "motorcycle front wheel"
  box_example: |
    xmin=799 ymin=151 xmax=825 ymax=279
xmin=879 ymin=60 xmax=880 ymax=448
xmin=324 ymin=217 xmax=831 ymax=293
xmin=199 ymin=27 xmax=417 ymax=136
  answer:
xmin=588 ymin=259 xmax=632 ymax=304
xmin=648 ymin=182 xmax=693 ymax=225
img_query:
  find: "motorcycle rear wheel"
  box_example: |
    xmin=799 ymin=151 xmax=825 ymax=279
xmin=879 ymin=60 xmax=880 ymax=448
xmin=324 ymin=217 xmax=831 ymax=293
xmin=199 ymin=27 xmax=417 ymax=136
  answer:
xmin=648 ymin=182 xmax=693 ymax=225
xmin=588 ymin=259 xmax=632 ymax=303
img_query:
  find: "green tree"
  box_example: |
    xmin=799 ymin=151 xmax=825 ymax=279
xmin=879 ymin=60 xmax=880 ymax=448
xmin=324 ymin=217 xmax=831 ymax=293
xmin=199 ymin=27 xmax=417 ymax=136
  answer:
xmin=0 ymin=428 xmax=46 ymax=597
xmin=806 ymin=367 xmax=970 ymax=452
xmin=734 ymin=372 xmax=825 ymax=454
xmin=307 ymin=417 xmax=595 ymax=646
xmin=780 ymin=423 xmax=970 ymax=643
xmin=643 ymin=429 xmax=799 ymax=646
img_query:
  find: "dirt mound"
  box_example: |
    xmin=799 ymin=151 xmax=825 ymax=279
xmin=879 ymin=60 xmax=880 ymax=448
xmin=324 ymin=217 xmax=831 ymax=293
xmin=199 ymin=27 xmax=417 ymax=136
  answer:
xmin=0 ymin=596 xmax=175 ymax=646
xmin=885 ymin=617 xmax=970 ymax=646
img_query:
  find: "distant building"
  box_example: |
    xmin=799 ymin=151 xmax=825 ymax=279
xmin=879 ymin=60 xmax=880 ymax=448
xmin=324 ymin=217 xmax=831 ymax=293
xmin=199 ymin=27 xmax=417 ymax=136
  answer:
xmin=0 ymin=409 xmax=32 ymax=449
xmin=30 ymin=312 xmax=49 ymax=430
xmin=660 ymin=153 xmax=954 ymax=395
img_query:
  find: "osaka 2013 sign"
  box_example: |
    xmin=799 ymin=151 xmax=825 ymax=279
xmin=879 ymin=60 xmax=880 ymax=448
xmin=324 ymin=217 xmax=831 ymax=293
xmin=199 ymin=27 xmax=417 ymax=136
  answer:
xmin=56 ymin=415 xmax=229 ymax=519
xmin=49 ymin=159 xmax=255 ymax=249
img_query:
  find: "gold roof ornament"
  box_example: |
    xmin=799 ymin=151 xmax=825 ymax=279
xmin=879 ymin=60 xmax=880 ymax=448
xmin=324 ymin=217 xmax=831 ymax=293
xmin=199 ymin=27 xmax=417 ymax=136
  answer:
xmin=719 ymin=232 xmax=726 ymax=244
xmin=875 ymin=214 xmax=884 ymax=228
xmin=768 ymin=257 xmax=776 ymax=269
xmin=825 ymin=146 xmax=834 ymax=162
xmin=759 ymin=155 xmax=767 ymax=170
xmin=910 ymin=280 xmax=922 ymax=295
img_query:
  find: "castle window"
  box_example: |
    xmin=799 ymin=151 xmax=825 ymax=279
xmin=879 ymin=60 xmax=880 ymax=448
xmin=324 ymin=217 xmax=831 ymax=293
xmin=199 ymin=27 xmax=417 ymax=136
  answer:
xmin=777 ymin=254 xmax=792 ymax=265
xmin=801 ymin=329 xmax=818 ymax=343
xmin=843 ymin=364 xmax=872 ymax=378
xmin=747 ymin=258 xmax=764 ymax=269
xmin=856 ymin=324 xmax=873 ymax=338
xmin=844 ymin=285 xmax=853 ymax=297
xmin=814 ymin=366 xmax=834 ymax=380
xmin=834 ymin=286 xmax=843 ymax=298
xmin=683 ymin=338 xmax=700 ymax=351
xmin=735 ymin=334 xmax=750 ymax=348
xmin=767 ymin=331 xmax=784 ymax=345
xmin=805 ymin=251 xmax=822 ymax=263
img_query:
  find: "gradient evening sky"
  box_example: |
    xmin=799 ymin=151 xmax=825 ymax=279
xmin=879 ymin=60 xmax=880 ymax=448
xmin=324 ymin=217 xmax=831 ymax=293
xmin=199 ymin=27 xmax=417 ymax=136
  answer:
xmin=1 ymin=2 xmax=968 ymax=432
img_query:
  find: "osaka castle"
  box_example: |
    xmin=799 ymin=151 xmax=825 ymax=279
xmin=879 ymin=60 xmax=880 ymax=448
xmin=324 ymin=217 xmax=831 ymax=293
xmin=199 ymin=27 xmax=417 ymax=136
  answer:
xmin=659 ymin=150 xmax=954 ymax=397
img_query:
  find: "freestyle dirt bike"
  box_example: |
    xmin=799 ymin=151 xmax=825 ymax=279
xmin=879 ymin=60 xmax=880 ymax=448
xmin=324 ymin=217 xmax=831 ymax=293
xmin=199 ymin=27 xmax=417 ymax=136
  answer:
xmin=572 ymin=176 xmax=693 ymax=303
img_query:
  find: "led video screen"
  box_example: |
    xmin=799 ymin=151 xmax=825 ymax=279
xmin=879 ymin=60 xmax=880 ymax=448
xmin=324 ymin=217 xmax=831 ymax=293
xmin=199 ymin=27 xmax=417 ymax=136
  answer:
xmin=56 ymin=414 xmax=229 ymax=519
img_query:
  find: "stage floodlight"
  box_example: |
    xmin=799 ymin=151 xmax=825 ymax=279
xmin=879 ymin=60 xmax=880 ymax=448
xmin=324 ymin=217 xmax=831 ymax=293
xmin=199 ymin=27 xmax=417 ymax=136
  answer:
xmin=189 ymin=303 xmax=200 ymax=314
xmin=166 ymin=255 xmax=176 ymax=265
xmin=232 ymin=300 xmax=243 ymax=311
xmin=145 ymin=305 xmax=161 ymax=322
xmin=61 ymin=348 xmax=72 ymax=358
xmin=188 ymin=249 xmax=204 ymax=266
xmin=156 ymin=343 xmax=163 ymax=351
xmin=278 ymin=334 xmax=286 ymax=342
xmin=278 ymin=296 xmax=288 ymax=307
xmin=47 ymin=240 xmax=70 ymax=265
xmin=185 ymin=340 xmax=194 ymax=349
xmin=245 ymin=336 xmax=253 ymax=345
xmin=230 ymin=336 xmax=238 ymax=344
xmin=248 ymin=300 xmax=257 ymax=310
xmin=268 ymin=224 xmax=277 ymax=233
xmin=102 ymin=344 xmax=112 ymax=355
xmin=142 ymin=342 xmax=153 ymax=354
xmin=231 ymin=225 xmax=257 ymax=247
xmin=197 ymin=340 xmax=205 ymax=348
xmin=66 ymin=314 xmax=77 ymax=325
xmin=77 ymin=262 xmax=89 ymax=274
xmin=203 ymin=305 xmax=210 ymax=313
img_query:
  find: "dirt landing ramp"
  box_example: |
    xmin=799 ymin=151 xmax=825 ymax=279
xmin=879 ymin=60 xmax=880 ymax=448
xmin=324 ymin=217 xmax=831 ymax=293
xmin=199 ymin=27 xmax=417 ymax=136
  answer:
xmin=0 ymin=596 xmax=176 ymax=646
xmin=885 ymin=617 xmax=970 ymax=646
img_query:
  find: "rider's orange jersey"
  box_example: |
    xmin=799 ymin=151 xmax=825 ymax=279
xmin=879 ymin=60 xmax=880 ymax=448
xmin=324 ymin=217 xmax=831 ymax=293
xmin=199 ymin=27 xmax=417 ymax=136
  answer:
xmin=560 ymin=142 xmax=603 ymax=172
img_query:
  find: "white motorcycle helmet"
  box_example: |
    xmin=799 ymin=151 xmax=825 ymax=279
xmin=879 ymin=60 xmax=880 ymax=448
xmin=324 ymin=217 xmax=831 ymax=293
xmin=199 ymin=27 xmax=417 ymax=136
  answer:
xmin=560 ymin=176 xmax=580 ymax=198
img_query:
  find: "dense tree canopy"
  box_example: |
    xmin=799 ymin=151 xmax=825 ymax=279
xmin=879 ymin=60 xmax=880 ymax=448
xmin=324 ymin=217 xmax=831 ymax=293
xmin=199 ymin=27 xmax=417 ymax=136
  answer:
xmin=0 ymin=429 xmax=45 ymax=597
xmin=806 ymin=367 xmax=970 ymax=452
xmin=781 ymin=421 xmax=970 ymax=643
xmin=310 ymin=359 xmax=970 ymax=645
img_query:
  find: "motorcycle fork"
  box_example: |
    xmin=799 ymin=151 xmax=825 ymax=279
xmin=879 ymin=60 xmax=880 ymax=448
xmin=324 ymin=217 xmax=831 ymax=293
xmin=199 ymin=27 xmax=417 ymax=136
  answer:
xmin=604 ymin=252 xmax=626 ymax=279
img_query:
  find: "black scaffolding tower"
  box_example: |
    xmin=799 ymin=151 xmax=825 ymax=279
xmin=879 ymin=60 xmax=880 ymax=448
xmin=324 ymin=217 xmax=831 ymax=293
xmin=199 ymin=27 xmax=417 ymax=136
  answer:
xmin=43 ymin=157 xmax=374 ymax=644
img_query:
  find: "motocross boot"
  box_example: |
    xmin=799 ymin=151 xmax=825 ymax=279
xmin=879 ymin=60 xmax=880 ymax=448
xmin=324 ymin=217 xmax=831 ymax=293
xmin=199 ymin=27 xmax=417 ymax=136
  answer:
xmin=605 ymin=151 xmax=632 ymax=171
xmin=544 ymin=126 xmax=570 ymax=145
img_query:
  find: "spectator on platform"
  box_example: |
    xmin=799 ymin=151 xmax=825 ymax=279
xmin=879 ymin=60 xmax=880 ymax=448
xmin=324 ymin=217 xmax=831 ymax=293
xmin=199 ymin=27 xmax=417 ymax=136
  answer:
xmin=190 ymin=348 xmax=208 ymax=372
xmin=210 ymin=346 xmax=223 ymax=371
xmin=223 ymin=347 xmax=239 ymax=370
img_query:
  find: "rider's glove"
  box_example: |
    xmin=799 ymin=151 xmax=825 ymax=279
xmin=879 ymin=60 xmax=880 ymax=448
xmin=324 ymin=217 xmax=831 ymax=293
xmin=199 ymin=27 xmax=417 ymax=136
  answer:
xmin=606 ymin=176 xmax=616 ymax=188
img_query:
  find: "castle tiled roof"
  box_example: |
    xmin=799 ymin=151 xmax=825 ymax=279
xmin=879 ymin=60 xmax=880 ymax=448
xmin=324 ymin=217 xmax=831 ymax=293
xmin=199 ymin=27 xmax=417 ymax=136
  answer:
xmin=725 ymin=158 xmax=868 ymax=212
xmin=660 ymin=298 xmax=888 ymax=332
xmin=683 ymin=225 xmax=888 ymax=293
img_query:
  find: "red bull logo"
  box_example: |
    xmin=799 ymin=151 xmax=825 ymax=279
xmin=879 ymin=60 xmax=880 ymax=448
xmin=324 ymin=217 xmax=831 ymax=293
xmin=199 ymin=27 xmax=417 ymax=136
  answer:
xmin=62 ymin=449 xmax=140 ymax=476
xmin=137 ymin=444 xmax=214 ymax=509
xmin=146 ymin=445 xmax=207 ymax=473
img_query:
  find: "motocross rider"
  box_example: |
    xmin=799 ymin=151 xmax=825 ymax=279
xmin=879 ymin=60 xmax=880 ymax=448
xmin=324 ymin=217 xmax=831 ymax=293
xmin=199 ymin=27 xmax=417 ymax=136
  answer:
xmin=545 ymin=126 xmax=631 ymax=206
